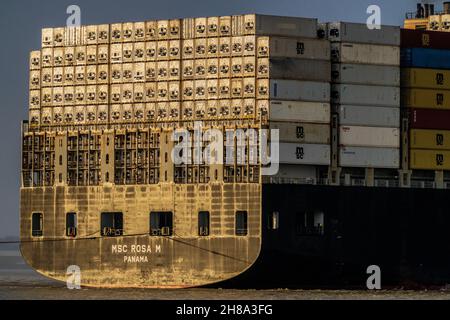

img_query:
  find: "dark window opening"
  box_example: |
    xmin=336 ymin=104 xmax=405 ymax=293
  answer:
xmin=268 ymin=211 xmax=279 ymax=230
xmin=235 ymin=211 xmax=248 ymax=236
xmin=31 ymin=212 xmax=43 ymax=237
xmin=296 ymin=211 xmax=324 ymax=236
xmin=101 ymin=212 xmax=123 ymax=236
xmin=198 ymin=211 xmax=210 ymax=236
xmin=150 ymin=211 xmax=173 ymax=236
xmin=66 ymin=212 xmax=77 ymax=237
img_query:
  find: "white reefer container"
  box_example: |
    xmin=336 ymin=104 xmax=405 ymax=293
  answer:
xmin=269 ymin=80 xmax=330 ymax=102
xmin=269 ymin=122 xmax=330 ymax=144
xmin=332 ymin=84 xmax=400 ymax=107
xmin=331 ymin=42 xmax=400 ymax=66
xmin=244 ymin=14 xmax=318 ymax=38
xmin=268 ymin=100 xmax=330 ymax=123
xmin=262 ymin=59 xmax=330 ymax=82
xmin=339 ymin=146 xmax=400 ymax=168
xmin=328 ymin=22 xmax=400 ymax=46
xmin=339 ymin=126 xmax=400 ymax=148
xmin=259 ymin=37 xmax=330 ymax=60
xmin=337 ymin=105 xmax=400 ymax=128
xmin=279 ymin=143 xmax=331 ymax=165
xmin=332 ymin=63 xmax=400 ymax=86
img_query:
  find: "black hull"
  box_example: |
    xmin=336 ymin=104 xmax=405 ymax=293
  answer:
xmin=214 ymin=184 xmax=450 ymax=289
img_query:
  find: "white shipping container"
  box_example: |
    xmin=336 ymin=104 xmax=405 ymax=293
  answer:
xmin=338 ymin=105 xmax=400 ymax=128
xmin=262 ymin=59 xmax=331 ymax=82
xmin=332 ymin=63 xmax=400 ymax=86
xmin=245 ymin=14 xmax=318 ymax=38
xmin=339 ymin=146 xmax=400 ymax=168
xmin=339 ymin=126 xmax=400 ymax=148
xmin=270 ymin=122 xmax=330 ymax=144
xmin=270 ymin=80 xmax=330 ymax=102
xmin=269 ymin=100 xmax=330 ymax=123
xmin=331 ymin=42 xmax=400 ymax=66
xmin=279 ymin=143 xmax=330 ymax=165
xmin=328 ymin=22 xmax=400 ymax=46
xmin=260 ymin=37 xmax=330 ymax=60
xmin=332 ymin=84 xmax=400 ymax=107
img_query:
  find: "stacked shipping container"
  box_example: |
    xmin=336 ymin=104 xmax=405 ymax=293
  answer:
xmin=401 ymin=29 xmax=450 ymax=171
xmin=328 ymin=22 xmax=401 ymax=169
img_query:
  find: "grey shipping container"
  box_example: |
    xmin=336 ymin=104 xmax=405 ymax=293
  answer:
xmin=269 ymin=100 xmax=330 ymax=123
xmin=332 ymin=63 xmax=400 ymax=87
xmin=328 ymin=22 xmax=400 ymax=46
xmin=270 ymin=79 xmax=330 ymax=102
xmin=279 ymin=143 xmax=330 ymax=165
xmin=337 ymin=105 xmax=400 ymax=128
xmin=339 ymin=146 xmax=400 ymax=168
xmin=269 ymin=121 xmax=330 ymax=144
xmin=332 ymin=84 xmax=400 ymax=107
xmin=331 ymin=42 xmax=400 ymax=66
xmin=267 ymin=59 xmax=331 ymax=82
xmin=249 ymin=14 xmax=318 ymax=38
xmin=263 ymin=37 xmax=330 ymax=60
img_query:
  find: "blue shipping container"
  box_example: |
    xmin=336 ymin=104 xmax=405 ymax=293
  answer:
xmin=401 ymin=48 xmax=450 ymax=70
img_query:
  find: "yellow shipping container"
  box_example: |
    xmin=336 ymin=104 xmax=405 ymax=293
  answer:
xmin=410 ymin=129 xmax=450 ymax=150
xmin=402 ymin=88 xmax=450 ymax=110
xmin=401 ymin=68 xmax=450 ymax=90
xmin=410 ymin=149 xmax=450 ymax=170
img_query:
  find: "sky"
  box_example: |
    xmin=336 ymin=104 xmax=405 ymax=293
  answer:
xmin=0 ymin=0 xmax=431 ymax=237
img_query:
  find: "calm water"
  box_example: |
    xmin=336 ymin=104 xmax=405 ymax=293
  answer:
xmin=1 ymin=249 xmax=450 ymax=300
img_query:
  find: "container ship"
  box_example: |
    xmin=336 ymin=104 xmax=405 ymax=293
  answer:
xmin=20 ymin=3 xmax=450 ymax=288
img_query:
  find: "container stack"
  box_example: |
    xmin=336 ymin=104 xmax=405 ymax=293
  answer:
xmin=261 ymin=26 xmax=332 ymax=182
xmin=328 ymin=22 xmax=401 ymax=184
xmin=400 ymin=29 xmax=450 ymax=185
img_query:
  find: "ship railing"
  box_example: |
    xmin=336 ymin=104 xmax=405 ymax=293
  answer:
xmin=411 ymin=180 xmax=436 ymax=189
xmin=66 ymin=227 xmax=77 ymax=237
xmin=199 ymin=227 xmax=209 ymax=236
xmin=150 ymin=227 xmax=173 ymax=236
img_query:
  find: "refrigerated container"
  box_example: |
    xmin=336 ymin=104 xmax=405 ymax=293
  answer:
xmin=267 ymin=79 xmax=330 ymax=102
xmin=339 ymin=146 xmax=400 ymax=168
xmin=401 ymin=29 xmax=450 ymax=50
xmin=279 ymin=143 xmax=330 ymax=165
xmin=332 ymin=84 xmax=399 ymax=107
xmin=331 ymin=43 xmax=400 ymax=66
xmin=339 ymin=126 xmax=400 ymax=148
xmin=257 ymin=37 xmax=330 ymax=60
xmin=269 ymin=122 xmax=330 ymax=144
xmin=268 ymin=100 xmax=330 ymax=123
xmin=410 ymin=149 xmax=450 ymax=170
xmin=328 ymin=22 xmax=400 ymax=46
xmin=409 ymin=108 xmax=450 ymax=130
xmin=258 ymin=58 xmax=331 ymax=82
xmin=401 ymin=68 xmax=450 ymax=90
xmin=337 ymin=105 xmax=400 ymax=127
xmin=243 ymin=14 xmax=318 ymax=38
xmin=332 ymin=63 xmax=400 ymax=86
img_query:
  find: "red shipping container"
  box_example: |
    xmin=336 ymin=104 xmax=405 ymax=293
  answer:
xmin=401 ymin=29 xmax=450 ymax=49
xmin=409 ymin=108 xmax=450 ymax=130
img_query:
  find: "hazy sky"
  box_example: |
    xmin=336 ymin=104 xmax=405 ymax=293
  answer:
xmin=0 ymin=0 xmax=429 ymax=237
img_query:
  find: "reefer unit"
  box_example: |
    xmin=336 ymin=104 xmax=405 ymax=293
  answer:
xmin=270 ymin=122 xmax=330 ymax=144
xmin=279 ymin=143 xmax=330 ymax=165
xmin=331 ymin=43 xmax=400 ymax=66
xmin=410 ymin=129 xmax=450 ymax=150
xmin=332 ymin=64 xmax=400 ymax=87
xmin=401 ymin=68 xmax=450 ymax=90
xmin=401 ymin=48 xmax=450 ymax=70
xmin=410 ymin=149 xmax=450 ymax=170
xmin=268 ymin=80 xmax=330 ymax=102
xmin=332 ymin=84 xmax=400 ymax=107
xmin=328 ymin=22 xmax=400 ymax=46
xmin=337 ymin=105 xmax=400 ymax=128
xmin=268 ymin=100 xmax=330 ymax=123
xmin=339 ymin=126 xmax=400 ymax=148
xmin=339 ymin=146 xmax=400 ymax=168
